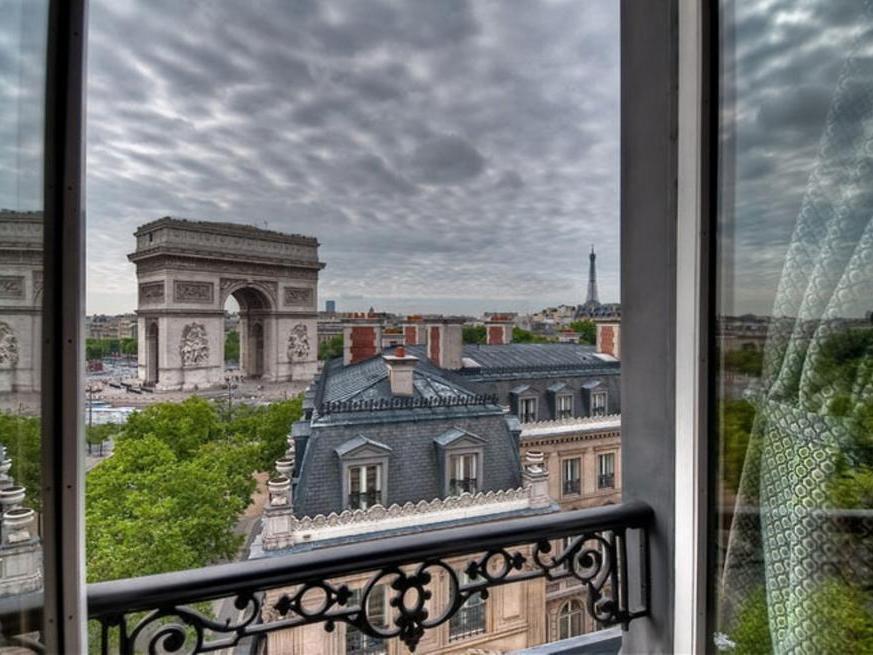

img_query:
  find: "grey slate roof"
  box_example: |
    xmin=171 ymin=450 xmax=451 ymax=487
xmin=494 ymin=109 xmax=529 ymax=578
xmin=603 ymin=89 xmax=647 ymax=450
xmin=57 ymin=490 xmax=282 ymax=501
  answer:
xmin=334 ymin=435 xmax=392 ymax=457
xmin=320 ymin=354 xmax=476 ymax=406
xmin=457 ymin=343 xmax=603 ymax=370
xmin=433 ymin=427 xmax=486 ymax=447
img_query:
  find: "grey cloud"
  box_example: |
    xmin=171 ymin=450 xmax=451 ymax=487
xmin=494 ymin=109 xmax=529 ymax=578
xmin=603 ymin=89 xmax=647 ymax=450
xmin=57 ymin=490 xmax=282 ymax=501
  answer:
xmin=72 ymin=0 xmax=621 ymax=314
xmin=408 ymin=135 xmax=486 ymax=185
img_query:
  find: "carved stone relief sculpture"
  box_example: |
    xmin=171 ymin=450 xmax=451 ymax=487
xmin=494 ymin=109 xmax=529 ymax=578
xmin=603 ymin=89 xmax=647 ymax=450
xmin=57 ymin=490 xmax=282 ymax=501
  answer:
xmin=173 ymin=280 xmax=214 ymax=304
xmin=0 ymin=322 xmax=19 ymax=367
xmin=180 ymin=323 xmax=210 ymax=367
xmin=138 ymin=281 xmax=165 ymax=304
xmin=0 ymin=276 xmax=24 ymax=300
xmin=287 ymin=324 xmax=310 ymax=361
xmin=283 ymin=286 xmax=313 ymax=306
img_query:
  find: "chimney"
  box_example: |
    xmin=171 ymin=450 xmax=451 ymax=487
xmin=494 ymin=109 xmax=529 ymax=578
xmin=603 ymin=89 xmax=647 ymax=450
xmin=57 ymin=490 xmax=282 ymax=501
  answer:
xmin=343 ymin=314 xmax=383 ymax=365
xmin=383 ymin=346 xmax=418 ymax=396
xmin=485 ymin=315 xmax=513 ymax=345
xmin=403 ymin=315 xmax=426 ymax=346
xmin=426 ymin=318 xmax=464 ymax=370
xmin=522 ymin=451 xmax=551 ymax=509
xmin=596 ymin=322 xmax=621 ymax=359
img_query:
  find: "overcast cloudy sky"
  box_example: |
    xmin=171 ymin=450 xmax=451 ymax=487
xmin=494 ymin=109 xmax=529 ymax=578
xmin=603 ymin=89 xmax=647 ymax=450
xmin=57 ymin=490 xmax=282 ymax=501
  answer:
xmin=80 ymin=0 xmax=620 ymax=315
xmin=3 ymin=2 xmax=863 ymax=318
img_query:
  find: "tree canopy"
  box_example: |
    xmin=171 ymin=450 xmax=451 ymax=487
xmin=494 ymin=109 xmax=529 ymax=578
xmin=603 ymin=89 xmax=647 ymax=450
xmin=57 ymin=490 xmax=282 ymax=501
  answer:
xmin=568 ymin=320 xmax=596 ymax=345
xmin=86 ymin=396 xmax=302 ymax=582
xmin=319 ymin=334 xmax=343 ymax=360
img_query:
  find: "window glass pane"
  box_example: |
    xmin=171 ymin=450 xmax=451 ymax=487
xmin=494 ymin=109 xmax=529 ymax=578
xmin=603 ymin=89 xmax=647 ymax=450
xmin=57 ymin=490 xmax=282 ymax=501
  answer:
xmin=713 ymin=3 xmax=873 ymax=652
xmin=84 ymin=0 xmax=620 ymax=651
xmin=0 ymin=0 xmax=48 ymax=638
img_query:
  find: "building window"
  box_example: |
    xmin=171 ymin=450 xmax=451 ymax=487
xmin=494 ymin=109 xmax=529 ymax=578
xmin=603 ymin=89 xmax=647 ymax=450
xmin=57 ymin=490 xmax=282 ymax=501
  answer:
xmin=346 ymin=585 xmax=387 ymax=655
xmin=348 ymin=464 xmax=382 ymax=510
xmin=557 ymin=394 xmax=573 ymax=418
xmin=558 ymin=599 xmax=585 ymax=640
xmin=562 ymin=458 xmax=581 ymax=495
xmin=519 ymin=397 xmax=537 ymax=423
xmin=597 ymin=453 xmax=615 ymax=489
xmin=449 ymin=572 xmax=486 ymax=641
xmin=449 ymin=452 xmax=478 ymax=495
xmin=591 ymin=390 xmax=607 ymax=417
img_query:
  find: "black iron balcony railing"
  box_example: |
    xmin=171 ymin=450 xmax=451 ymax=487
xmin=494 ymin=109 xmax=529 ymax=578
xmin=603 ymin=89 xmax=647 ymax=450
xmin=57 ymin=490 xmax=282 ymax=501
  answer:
xmin=0 ymin=501 xmax=652 ymax=654
xmin=448 ymin=597 xmax=486 ymax=641
xmin=598 ymin=473 xmax=615 ymax=489
xmin=563 ymin=479 xmax=581 ymax=495
xmin=348 ymin=490 xmax=382 ymax=510
xmin=449 ymin=477 xmax=478 ymax=495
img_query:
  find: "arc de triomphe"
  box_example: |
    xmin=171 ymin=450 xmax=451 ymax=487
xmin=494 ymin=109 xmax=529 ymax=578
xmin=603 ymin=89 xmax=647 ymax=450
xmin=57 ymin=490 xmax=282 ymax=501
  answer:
xmin=129 ymin=217 xmax=324 ymax=391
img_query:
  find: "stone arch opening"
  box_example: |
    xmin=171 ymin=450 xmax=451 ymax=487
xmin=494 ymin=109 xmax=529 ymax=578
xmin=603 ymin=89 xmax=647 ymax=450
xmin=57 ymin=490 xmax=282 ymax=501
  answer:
xmin=130 ymin=218 xmax=323 ymax=391
xmin=227 ymin=285 xmax=272 ymax=380
xmin=146 ymin=321 xmax=159 ymax=386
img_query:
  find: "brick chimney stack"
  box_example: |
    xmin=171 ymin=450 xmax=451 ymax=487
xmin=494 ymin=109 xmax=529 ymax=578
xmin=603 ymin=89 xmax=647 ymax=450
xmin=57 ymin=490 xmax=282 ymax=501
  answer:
xmin=596 ymin=321 xmax=621 ymax=359
xmin=485 ymin=315 xmax=514 ymax=345
xmin=383 ymin=346 xmax=418 ymax=396
xmin=403 ymin=315 xmax=426 ymax=346
xmin=426 ymin=318 xmax=464 ymax=370
xmin=343 ymin=314 xmax=383 ymax=365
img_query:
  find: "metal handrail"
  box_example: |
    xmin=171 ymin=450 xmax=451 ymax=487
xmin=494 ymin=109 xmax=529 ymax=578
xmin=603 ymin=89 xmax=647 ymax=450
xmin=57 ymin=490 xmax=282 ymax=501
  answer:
xmin=0 ymin=501 xmax=653 ymax=653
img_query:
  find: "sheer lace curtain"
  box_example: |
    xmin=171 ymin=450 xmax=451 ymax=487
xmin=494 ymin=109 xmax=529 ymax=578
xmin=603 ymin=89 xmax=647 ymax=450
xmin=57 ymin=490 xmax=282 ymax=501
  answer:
xmin=720 ymin=9 xmax=873 ymax=653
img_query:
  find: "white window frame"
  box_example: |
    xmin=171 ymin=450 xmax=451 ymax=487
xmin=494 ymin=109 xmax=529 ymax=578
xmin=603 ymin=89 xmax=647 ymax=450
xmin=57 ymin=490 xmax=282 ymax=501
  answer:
xmin=561 ymin=458 xmax=581 ymax=496
xmin=591 ymin=390 xmax=608 ymax=417
xmin=557 ymin=393 xmax=573 ymax=418
xmin=519 ymin=397 xmax=537 ymax=423
xmin=448 ymin=452 xmax=479 ymax=496
xmin=347 ymin=463 xmax=383 ymax=510
xmin=597 ymin=452 xmax=615 ymax=489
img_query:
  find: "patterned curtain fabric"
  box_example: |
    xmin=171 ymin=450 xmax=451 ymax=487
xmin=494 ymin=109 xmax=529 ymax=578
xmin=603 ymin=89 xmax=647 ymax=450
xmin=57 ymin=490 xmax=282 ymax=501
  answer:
xmin=720 ymin=12 xmax=873 ymax=654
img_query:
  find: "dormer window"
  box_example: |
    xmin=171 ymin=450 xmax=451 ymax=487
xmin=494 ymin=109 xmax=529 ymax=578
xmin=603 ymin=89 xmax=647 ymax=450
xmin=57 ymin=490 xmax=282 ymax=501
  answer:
xmin=519 ymin=397 xmax=537 ymax=423
xmin=348 ymin=464 xmax=382 ymax=510
xmin=336 ymin=435 xmax=392 ymax=512
xmin=592 ymin=391 xmax=608 ymax=417
xmin=557 ymin=394 xmax=573 ymax=419
xmin=511 ymin=384 xmax=538 ymax=423
xmin=449 ymin=453 xmax=478 ymax=495
xmin=434 ymin=427 xmax=486 ymax=498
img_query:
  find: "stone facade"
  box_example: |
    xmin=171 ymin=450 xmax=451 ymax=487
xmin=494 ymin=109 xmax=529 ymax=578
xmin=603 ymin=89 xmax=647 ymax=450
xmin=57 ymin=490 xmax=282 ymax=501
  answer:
xmin=128 ymin=217 xmax=325 ymax=391
xmin=262 ymin=552 xmax=547 ymax=655
xmin=520 ymin=415 xmax=622 ymax=510
xmin=0 ymin=211 xmax=43 ymax=400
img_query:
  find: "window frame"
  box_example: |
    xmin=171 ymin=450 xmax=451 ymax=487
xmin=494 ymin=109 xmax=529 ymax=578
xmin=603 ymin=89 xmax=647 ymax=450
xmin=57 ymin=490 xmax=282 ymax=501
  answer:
xmin=556 ymin=393 xmax=574 ymax=419
xmin=519 ymin=396 xmax=538 ymax=423
xmin=558 ymin=598 xmax=585 ymax=640
xmin=448 ymin=451 xmax=479 ymax=496
xmin=37 ymin=2 xmax=702 ymax=652
xmin=561 ymin=457 xmax=581 ymax=496
xmin=590 ymin=390 xmax=608 ymax=417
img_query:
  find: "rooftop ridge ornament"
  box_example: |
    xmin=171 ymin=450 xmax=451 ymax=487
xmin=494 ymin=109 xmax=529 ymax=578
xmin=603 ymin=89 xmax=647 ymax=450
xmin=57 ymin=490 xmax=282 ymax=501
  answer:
xmin=317 ymin=393 xmax=499 ymax=415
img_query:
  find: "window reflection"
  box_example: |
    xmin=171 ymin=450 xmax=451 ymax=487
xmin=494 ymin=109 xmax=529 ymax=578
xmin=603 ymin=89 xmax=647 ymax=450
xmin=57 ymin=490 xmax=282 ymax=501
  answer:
xmin=0 ymin=0 xmax=47 ymax=621
xmin=714 ymin=2 xmax=873 ymax=652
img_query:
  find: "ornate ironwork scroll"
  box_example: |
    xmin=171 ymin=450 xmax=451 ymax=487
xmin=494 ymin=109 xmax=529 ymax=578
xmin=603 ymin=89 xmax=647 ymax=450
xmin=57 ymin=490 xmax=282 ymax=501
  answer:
xmin=89 ymin=526 xmax=647 ymax=654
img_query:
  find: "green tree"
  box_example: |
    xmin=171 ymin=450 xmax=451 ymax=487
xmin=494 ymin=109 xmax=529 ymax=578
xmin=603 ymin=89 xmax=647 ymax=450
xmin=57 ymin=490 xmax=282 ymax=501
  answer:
xmin=0 ymin=413 xmax=41 ymax=511
xmin=120 ymin=337 xmax=137 ymax=356
xmin=723 ymin=349 xmax=764 ymax=377
xmin=463 ymin=325 xmax=486 ymax=344
xmin=720 ymin=399 xmax=757 ymax=497
xmin=730 ymin=586 xmax=772 ymax=655
xmin=225 ymin=329 xmax=240 ymax=362
xmin=319 ymin=334 xmax=343 ymax=360
xmin=568 ymin=320 xmax=596 ymax=345
xmin=512 ymin=327 xmax=553 ymax=343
